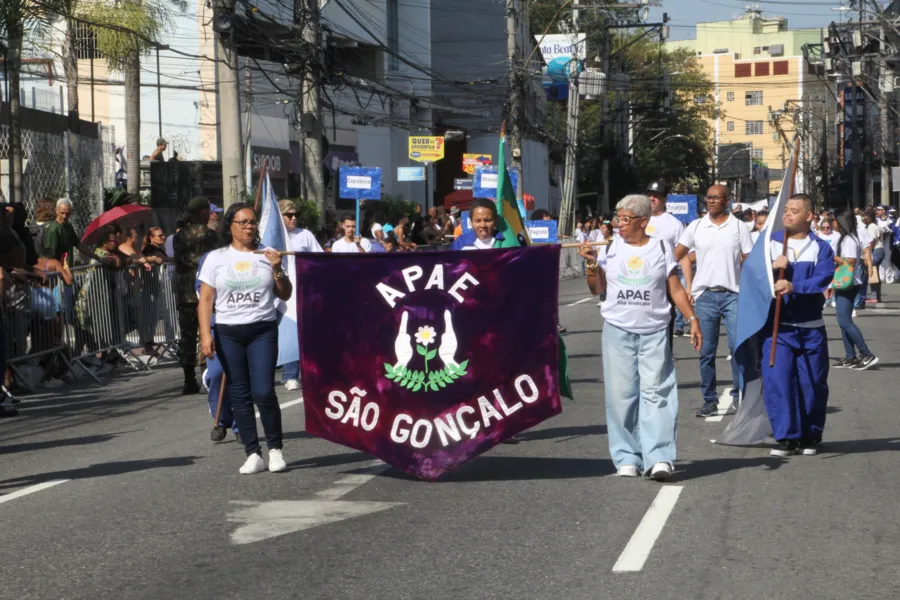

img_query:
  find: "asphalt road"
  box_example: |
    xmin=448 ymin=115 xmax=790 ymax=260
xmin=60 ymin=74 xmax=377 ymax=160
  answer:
xmin=3 ymin=278 xmax=900 ymax=600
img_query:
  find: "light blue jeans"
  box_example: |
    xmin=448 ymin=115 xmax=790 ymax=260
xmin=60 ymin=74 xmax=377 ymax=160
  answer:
xmin=694 ymin=290 xmax=741 ymax=403
xmin=602 ymin=323 xmax=678 ymax=471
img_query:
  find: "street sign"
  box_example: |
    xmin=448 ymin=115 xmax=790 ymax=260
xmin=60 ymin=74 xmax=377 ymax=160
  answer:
xmin=454 ymin=178 xmax=474 ymax=190
xmin=397 ymin=166 xmax=425 ymax=182
xmin=525 ymin=220 xmax=558 ymax=243
xmin=463 ymin=154 xmax=491 ymax=175
xmin=408 ymin=136 xmax=445 ymax=162
xmin=473 ymin=167 xmax=519 ymax=200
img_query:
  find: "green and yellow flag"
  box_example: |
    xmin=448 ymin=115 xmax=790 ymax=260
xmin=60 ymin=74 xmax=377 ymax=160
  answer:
xmin=494 ymin=128 xmax=530 ymax=248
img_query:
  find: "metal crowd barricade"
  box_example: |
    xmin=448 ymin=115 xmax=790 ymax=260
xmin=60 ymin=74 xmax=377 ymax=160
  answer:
xmin=2 ymin=262 xmax=181 ymax=392
xmin=557 ymin=236 xmax=586 ymax=279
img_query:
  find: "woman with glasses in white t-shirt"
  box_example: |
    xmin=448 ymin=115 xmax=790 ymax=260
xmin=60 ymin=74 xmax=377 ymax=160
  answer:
xmin=580 ymin=195 xmax=701 ymax=481
xmin=198 ymin=203 xmax=294 ymax=474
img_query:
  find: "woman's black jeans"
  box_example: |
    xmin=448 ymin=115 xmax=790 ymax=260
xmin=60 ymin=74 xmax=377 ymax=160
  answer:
xmin=214 ymin=320 xmax=283 ymax=456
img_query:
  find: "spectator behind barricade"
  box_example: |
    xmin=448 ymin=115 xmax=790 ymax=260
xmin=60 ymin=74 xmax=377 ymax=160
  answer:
xmin=44 ymin=198 xmax=114 ymax=267
xmin=198 ymin=202 xmax=292 ymax=474
xmin=278 ymin=199 xmax=322 ymax=391
xmin=449 ymin=206 xmax=462 ymax=237
xmin=579 ymin=194 xmax=701 ymax=480
xmin=417 ymin=214 xmax=442 ymax=246
xmin=1 ymin=204 xmax=29 ymax=415
xmin=393 ymin=215 xmax=417 ymax=251
xmin=382 ymin=231 xmax=399 ymax=252
xmin=140 ymin=226 xmax=176 ymax=355
xmin=165 ymin=214 xmax=189 ymax=258
xmin=531 ymin=209 xmax=552 ymax=221
xmin=141 ymin=227 xmax=170 ymax=265
xmin=173 ymin=196 xmax=222 ymax=394
xmin=29 ymin=197 xmax=57 ymax=259
xmin=119 ymin=227 xmax=152 ymax=270
xmin=149 ymin=137 xmax=167 ymax=162
xmin=331 ymin=215 xmax=371 ymax=253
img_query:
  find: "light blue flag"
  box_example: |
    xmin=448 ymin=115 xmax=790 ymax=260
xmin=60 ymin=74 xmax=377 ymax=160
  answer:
xmin=719 ymin=143 xmax=798 ymax=445
xmin=258 ymin=172 xmax=299 ymax=367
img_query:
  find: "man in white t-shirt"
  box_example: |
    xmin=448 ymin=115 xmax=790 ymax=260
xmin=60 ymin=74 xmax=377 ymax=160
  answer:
xmin=645 ymin=181 xmax=688 ymax=344
xmin=331 ymin=216 xmax=371 ymax=253
xmin=675 ymin=184 xmax=754 ymax=418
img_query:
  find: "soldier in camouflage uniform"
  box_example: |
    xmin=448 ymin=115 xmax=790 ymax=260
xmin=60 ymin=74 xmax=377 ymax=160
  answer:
xmin=173 ymin=196 xmax=222 ymax=394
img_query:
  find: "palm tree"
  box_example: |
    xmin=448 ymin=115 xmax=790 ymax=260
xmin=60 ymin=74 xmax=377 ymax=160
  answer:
xmin=78 ymin=0 xmax=179 ymax=194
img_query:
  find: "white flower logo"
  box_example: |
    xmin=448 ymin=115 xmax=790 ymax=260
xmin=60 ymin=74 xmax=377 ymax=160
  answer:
xmin=415 ymin=326 xmax=437 ymax=347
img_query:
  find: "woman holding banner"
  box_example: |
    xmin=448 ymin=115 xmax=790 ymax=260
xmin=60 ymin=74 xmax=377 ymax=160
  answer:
xmin=198 ymin=203 xmax=293 ymax=474
xmin=580 ymin=195 xmax=701 ymax=481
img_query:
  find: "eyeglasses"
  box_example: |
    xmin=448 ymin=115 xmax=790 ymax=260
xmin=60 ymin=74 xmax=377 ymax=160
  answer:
xmin=617 ymin=215 xmax=643 ymax=224
xmin=233 ymin=220 xmax=259 ymax=228
xmin=706 ymin=195 xmax=728 ymax=201
xmin=282 ymin=213 xmax=298 ymax=219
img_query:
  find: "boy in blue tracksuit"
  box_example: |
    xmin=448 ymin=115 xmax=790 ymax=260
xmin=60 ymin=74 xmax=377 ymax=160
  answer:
xmin=196 ymin=252 xmax=238 ymax=442
xmin=764 ymin=194 xmax=835 ymax=457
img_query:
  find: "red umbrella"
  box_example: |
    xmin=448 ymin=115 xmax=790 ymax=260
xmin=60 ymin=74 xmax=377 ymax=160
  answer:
xmin=81 ymin=205 xmax=153 ymax=245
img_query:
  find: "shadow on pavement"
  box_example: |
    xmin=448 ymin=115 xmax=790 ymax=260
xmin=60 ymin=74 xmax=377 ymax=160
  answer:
xmin=818 ymin=437 xmax=900 ymax=458
xmin=517 ymin=424 xmax=606 ymax=443
xmin=378 ymin=456 xmax=617 ymax=483
xmin=674 ymin=456 xmax=791 ymax=481
xmin=288 ymin=450 xmax=372 ymax=470
xmin=0 ymin=456 xmax=201 ymax=490
xmin=567 ymin=353 xmax=602 ymax=360
xmin=0 ymin=431 xmax=140 ymax=455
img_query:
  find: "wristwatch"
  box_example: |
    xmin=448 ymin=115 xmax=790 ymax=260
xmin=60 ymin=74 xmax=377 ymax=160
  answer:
xmin=273 ymin=269 xmax=287 ymax=281
xmin=685 ymin=315 xmax=697 ymax=324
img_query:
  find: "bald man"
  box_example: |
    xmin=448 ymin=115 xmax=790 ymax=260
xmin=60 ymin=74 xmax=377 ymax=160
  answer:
xmin=675 ymin=184 xmax=753 ymax=418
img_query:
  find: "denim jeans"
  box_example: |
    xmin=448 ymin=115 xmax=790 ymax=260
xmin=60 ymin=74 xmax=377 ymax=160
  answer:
xmin=694 ymin=290 xmax=741 ymax=403
xmin=834 ymin=286 xmax=871 ymax=359
xmin=871 ymin=248 xmax=885 ymax=302
xmin=601 ymin=323 xmax=678 ymax=471
xmin=215 ymin=320 xmax=283 ymax=456
xmin=282 ymin=360 xmax=300 ymax=382
xmin=673 ymin=267 xmax=686 ymax=330
xmin=204 ymin=330 xmax=237 ymax=433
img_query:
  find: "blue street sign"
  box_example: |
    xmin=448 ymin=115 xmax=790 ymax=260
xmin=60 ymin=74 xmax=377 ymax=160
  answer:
xmin=397 ymin=166 xmax=425 ymax=182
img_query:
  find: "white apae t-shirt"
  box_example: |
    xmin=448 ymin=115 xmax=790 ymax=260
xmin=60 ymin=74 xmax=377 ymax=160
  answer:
xmin=198 ymin=246 xmax=278 ymax=325
xmin=331 ymin=238 xmax=372 ymax=253
xmin=598 ymin=238 xmax=677 ymax=335
xmin=646 ymin=212 xmax=685 ymax=250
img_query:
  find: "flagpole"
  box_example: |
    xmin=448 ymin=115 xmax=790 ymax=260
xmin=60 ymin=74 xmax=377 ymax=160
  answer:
xmin=254 ymin=241 xmax=610 ymax=255
xmin=768 ymin=136 xmax=802 ymax=367
xmin=252 ymin=159 xmax=269 ymax=214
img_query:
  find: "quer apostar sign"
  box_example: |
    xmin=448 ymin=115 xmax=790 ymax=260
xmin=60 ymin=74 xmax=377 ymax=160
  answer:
xmin=296 ymin=246 xmax=563 ymax=480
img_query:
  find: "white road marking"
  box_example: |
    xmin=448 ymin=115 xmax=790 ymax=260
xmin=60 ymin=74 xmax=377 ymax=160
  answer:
xmin=0 ymin=480 xmax=69 ymax=505
xmin=612 ymin=485 xmax=683 ymax=573
xmin=564 ymin=297 xmax=594 ymax=307
xmin=704 ymin=389 xmax=734 ymax=423
xmin=256 ymin=397 xmax=304 ymax=419
xmin=314 ymin=461 xmax=390 ymax=501
xmin=228 ymin=460 xmax=399 ymax=545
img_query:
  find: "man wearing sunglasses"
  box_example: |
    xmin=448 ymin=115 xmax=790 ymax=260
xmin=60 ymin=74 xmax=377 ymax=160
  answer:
xmin=675 ymin=184 xmax=753 ymax=418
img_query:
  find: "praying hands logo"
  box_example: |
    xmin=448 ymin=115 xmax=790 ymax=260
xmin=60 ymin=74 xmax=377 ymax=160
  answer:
xmin=384 ymin=310 xmax=470 ymax=393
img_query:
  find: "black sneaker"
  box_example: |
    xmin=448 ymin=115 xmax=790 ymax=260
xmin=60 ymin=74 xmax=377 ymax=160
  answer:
xmin=558 ymin=324 xmax=568 ymax=335
xmin=770 ymin=439 xmax=799 ymax=457
xmin=799 ymin=438 xmax=819 ymax=456
xmin=833 ymin=358 xmax=859 ymax=369
xmin=673 ymin=328 xmax=684 ymax=337
xmin=696 ymin=402 xmax=718 ymax=418
xmin=0 ymin=405 xmax=18 ymax=418
xmin=852 ymin=355 xmax=879 ymax=370
xmin=210 ymin=426 xmax=227 ymax=442
xmin=234 ymin=431 xmax=241 ymax=443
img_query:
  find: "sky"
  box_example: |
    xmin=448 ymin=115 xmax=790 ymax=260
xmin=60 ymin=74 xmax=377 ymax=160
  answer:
xmin=648 ymin=0 xmax=864 ymax=41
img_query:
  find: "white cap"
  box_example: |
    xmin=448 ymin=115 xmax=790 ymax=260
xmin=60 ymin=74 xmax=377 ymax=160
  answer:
xmin=371 ymin=223 xmax=383 ymax=235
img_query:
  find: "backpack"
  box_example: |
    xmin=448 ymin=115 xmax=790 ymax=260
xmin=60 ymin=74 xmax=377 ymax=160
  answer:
xmin=29 ymin=222 xmax=46 ymax=259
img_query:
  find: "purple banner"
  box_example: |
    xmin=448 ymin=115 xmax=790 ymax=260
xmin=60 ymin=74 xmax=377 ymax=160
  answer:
xmin=297 ymin=246 xmax=563 ymax=480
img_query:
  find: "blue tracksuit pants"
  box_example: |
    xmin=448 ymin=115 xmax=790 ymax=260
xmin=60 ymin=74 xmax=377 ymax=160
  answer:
xmin=760 ymin=325 xmax=829 ymax=443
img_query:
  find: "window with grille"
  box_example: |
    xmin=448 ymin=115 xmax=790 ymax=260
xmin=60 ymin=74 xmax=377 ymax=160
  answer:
xmin=745 ymin=91 xmax=763 ymax=106
xmin=727 ymin=121 xmax=735 ymax=132
xmin=745 ymin=120 xmax=764 ymax=135
xmin=751 ymin=149 xmax=764 ymax=161
xmin=735 ymin=63 xmax=751 ymax=77
xmin=727 ymin=91 xmax=734 ymax=102
xmin=73 ymin=22 xmax=102 ymax=60
xmin=755 ymin=62 xmax=770 ymax=76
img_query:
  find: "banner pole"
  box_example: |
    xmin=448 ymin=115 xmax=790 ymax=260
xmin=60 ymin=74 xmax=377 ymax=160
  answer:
xmin=355 ymin=196 xmax=361 ymax=238
xmin=254 ymin=240 xmax=609 ymax=255
xmin=252 ymin=159 xmax=269 ymax=214
xmin=769 ymin=136 xmax=801 ymax=367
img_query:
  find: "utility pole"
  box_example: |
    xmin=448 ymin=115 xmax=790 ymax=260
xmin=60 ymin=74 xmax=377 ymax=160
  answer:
xmin=879 ymin=21 xmax=891 ymax=206
xmin=214 ymin=0 xmax=245 ymax=207
xmin=300 ymin=0 xmax=326 ymax=215
xmin=559 ymin=0 xmax=580 ymax=236
xmin=507 ymin=0 xmax=523 ymax=172
xmin=601 ymin=29 xmax=610 ymax=216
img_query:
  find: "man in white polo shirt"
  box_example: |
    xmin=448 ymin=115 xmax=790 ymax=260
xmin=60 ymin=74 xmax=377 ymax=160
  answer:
xmin=646 ymin=181 xmax=687 ymax=346
xmin=675 ymin=184 xmax=753 ymax=418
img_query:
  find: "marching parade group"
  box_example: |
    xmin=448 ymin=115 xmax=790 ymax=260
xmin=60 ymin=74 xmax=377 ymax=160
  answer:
xmin=0 ymin=176 xmax=891 ymax=479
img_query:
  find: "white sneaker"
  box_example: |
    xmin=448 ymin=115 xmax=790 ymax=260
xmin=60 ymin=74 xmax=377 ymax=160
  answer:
xmin=284 ymin=379 xmax=300 ymax=392
xmin=268 ymin=448 xmax=287 ymax=473
xmin=800 ymin=447 xmax=818 ymax=456
xmin=617 ymin=465 xmax=640 ymax=477
xmin=852 ymin=309 xmax=858 ymax=318
xmin=239 ymin=453 xmax=266 ymax=475
xmin=596 ymin=301 xmax=603 ymax=307
xmin=650 ymin=462 xmax=673 ymax=481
